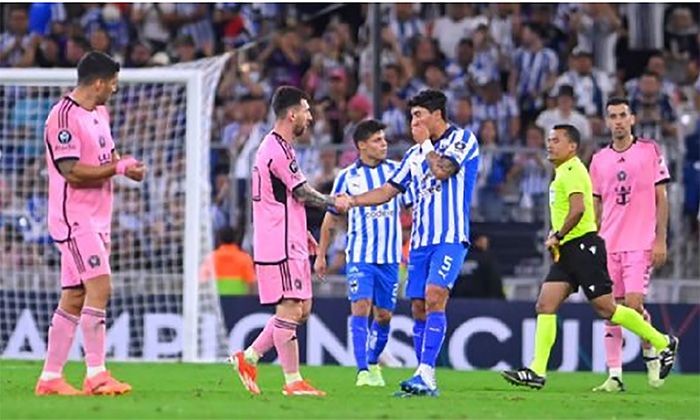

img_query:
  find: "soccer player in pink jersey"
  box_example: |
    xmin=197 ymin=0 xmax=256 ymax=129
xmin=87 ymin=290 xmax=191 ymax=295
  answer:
xmin=35 ymin=52 xmax=146 ymax=396
xmin=589 ymin=97 xmax=671 ymax=392
xmin=229 ymin=86 xmax=351 ymax=396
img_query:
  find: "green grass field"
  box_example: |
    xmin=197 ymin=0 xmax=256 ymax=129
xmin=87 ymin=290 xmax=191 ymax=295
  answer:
xmin=1 ymin=360 xmax=698 ymax=419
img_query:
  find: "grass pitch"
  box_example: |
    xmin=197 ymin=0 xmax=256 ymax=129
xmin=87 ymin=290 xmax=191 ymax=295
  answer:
xmin=1 ymin=360 xmax=698 ymax=419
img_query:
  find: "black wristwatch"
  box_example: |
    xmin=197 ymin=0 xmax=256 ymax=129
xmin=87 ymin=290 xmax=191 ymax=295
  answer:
xmin=553 ymin=231 xmax=565 ymax=241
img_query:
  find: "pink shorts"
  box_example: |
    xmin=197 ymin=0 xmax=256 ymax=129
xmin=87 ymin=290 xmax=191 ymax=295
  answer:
xmin=607 ymin=250 xmax=652 ymax=298
xmin=56 ymin=233 xmax=111 ymax=288
xmin=255 ymin=259 xmax=312 ymax=305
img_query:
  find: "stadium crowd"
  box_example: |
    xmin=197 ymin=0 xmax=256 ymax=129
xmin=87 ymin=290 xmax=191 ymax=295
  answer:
xmin=1 ymin=4 xmax=698 ymax=283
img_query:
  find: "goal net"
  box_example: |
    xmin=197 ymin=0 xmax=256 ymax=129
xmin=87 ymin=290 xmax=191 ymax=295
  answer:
xmin=0 ymin=54 xmax=229 ymax=362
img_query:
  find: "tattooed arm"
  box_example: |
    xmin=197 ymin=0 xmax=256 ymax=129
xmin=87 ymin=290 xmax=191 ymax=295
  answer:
xmin=292 ymin=182 xmax=337 ymax=210
xmin=426 ymin=151 xmax=459 ymax=181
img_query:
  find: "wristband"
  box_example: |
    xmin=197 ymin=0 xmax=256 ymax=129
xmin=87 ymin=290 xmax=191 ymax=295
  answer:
xmin=553 ymin=231 xmax=565 ymax=241
xmin=116 ymin=157 xmax=138 ymax=175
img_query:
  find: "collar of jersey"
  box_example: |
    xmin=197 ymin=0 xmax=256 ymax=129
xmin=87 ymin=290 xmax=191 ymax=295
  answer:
xmin=608 ymin=136 xmax=638 ymax=153
xmin=355 ymin=158 xmax=385 ymax=169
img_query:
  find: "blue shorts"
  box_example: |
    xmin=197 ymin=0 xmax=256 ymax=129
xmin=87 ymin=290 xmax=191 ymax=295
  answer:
xmin=406 ymin=243 xmax=469 ymax=299
xmin=346 ymin=262 xmax=399 ymax=311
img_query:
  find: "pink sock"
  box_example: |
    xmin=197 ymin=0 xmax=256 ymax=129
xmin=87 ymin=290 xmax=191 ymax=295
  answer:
xmin=272 ymin=317 xmax=299 ymax=374
xmin=642 ymin=309 xmax=652 ymax=350
xmin=80 ymin=307 xmax=106 ymax=369
xmin=251 ymin=316 xmax=276 ymax=356
xmin=43 ymin=309 xmax=79 ymax=374
xmin=604 ymin=323 xmax=623 ymax=370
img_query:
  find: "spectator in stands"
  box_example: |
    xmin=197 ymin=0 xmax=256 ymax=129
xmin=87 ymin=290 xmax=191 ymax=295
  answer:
xmin=380 ymin=81 xmax=409 ymax=143
xmin=475 ymin=120 xmax=508 ymax=222
xmin=507 ymin=125 xmax=549 ymax=222
xmin=64 ymin=35 xmax=91 ymax=67
xmin=432 ymin=4 xmax=487 ymax=61
xmin=125 ymin=40 xmax=153 ymax=68
xmin=200 ymin=226 xmax=255 ymax=295
xmin=260 ymin=28 xmax=310 ymax=89
xmin=385 ymin=3 xmax=426 ymax=55
xmin=536 ymin=85 xmax=592 ymax=144
xmin=28 ymin=3 xmax=66 ymax=36
xmin=553 ymin=46 xmax=615 ymax=135
xmin=452 ymin=93 xmax=479 ymax=134
xmin=317 ymin=68 xmax=351 ymax=145
xmin=170 ymin=35 xmax=195 ymax=63
xmin=310 ymin=147 xmax=339 ymax=192
xmin=630 ymin=71 xmax=678 ymax=140
xmin=469 ymin=24 xmax=501 ymax=87
xmin=665 ymin=8 xmax=700 ymax=67
xmin=487 ymin=3 xmax=519 ymax=60
xmin=452 ymin=232 xmax=505 ymax=299
xmin=509 ymin=23 xmax=559 ymax=127
xmin=619 ymin=4 xmax=666 ymax=78
xmin=570 ymin=4 xmax=621 ymax=75
xmin=472 ymin=80 xmax=520 ymax=144
xmin=0 ymin=7 xmax=37 ymax=68
xmin=446 ymin=38 xmax=474 ymax=89
xmin=340 ymin=94 xmax=372 ymax=166
xmin=529 ymin=5 xmax=565 ymax=53
xmin=35 ymin=34 xmax=62 ymax=68
xmin=130 ymin=4 xmax=172 ymax=52
xmin=624 ymin=51 xmax=679 ymax=103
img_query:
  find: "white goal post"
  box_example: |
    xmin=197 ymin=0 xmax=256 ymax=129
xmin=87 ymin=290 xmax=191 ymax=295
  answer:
xmin=0 ymin=54 xmax=229 ymax=362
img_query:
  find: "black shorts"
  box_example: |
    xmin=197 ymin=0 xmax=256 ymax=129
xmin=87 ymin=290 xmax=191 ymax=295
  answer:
xmin=544 ymin=232 xmax=613 ymax=300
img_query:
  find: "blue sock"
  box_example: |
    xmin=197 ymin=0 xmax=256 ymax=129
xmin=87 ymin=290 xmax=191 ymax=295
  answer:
xmin=350 ymin=315 xmax=369 ymax=371
xmin=420 ymin=312 xmax=446 ymax=368
xmin=412 ymin=319 xmax=426 ymax=365
xmin=368 ymin=320 xmax=390 ymax=365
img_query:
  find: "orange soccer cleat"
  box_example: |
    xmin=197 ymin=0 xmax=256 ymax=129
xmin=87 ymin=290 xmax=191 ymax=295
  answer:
xmin=229 ymin=351 xmax=260 ymax=395
xmin=35 ymin=377 xmax=82 ymax=396
xmin=82 ymin=371 xmax=132 ymax=395
xmin=282 ymin=380 xmax=326 ymax=397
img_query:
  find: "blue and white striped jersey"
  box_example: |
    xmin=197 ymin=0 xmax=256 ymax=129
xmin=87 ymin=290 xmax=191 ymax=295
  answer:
xmin=389 ymin=126 xmax=479 ymax=250
xmin=330 ymin=160 xmax=413 ymax=264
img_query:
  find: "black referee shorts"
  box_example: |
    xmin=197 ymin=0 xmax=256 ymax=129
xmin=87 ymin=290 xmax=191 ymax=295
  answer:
xmin=544 ymin=232 xmax=613 ymax=300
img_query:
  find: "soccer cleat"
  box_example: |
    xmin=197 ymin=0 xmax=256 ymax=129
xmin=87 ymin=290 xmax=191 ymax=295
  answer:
xmin=399 ymin=375 xmax=439 ymax=397
xmin=592 ymin=377 xmax=625 ymax=392
xmin=82 ymin=371 xmax=132 ymax=395
xmin=35 ymin=377 xmax=82 ymax=396
xmin=644 ymin=356 xmax=665 ymax=388
xmin=367 ymin=365 xmax=386 ymax=387
xmin=501 ymin=368 xmax=546 ymax=390
xmin=282 ymin=380 xmax=326 ymax=396
xmin=658 ymin=335 xmax=679 ymax=380
xmin=228 ymin=351 xmax=260 ymax=395
xmin=356 ymin=370 xmax=371 ymax=387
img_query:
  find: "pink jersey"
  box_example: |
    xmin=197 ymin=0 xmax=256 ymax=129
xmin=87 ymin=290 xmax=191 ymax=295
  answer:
xmin=44 ymin=96 xmax=116 ymax=242
xmin=590 ymin=138 xmax=670 ymax=253
xmin=252 ymin=132 xmax=309 ymax=263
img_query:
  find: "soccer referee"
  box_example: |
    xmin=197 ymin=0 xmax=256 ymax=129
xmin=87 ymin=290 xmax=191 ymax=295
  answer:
xmin=501 ymin=124 xmax=679 ymax=390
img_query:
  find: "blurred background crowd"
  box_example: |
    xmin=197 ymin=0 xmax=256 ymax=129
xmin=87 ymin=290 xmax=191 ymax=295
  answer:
xmin=1 ymin=3 xmax=698 ymax=296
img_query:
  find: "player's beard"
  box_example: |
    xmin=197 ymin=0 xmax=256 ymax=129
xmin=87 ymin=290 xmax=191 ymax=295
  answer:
xmin=293 ymin=123 xmax=306 ymax=137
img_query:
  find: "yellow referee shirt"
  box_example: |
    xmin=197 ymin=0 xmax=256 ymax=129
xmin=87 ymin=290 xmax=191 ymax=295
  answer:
xmin=549 ymin=156 xmax=597 ymax=244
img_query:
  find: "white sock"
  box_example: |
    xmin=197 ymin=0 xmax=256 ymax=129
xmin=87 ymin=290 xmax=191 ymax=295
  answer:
xmin=244 ymin=347 xmax=261 ymax=365
xmin=609 ymin=367 xmax=622 ymax=379
xmin=643 ymin=347 xmax=657 ymax=360
xmin=284 ymin=372 xmax=303 ymax=385
xmin=87 ymin=365 xmax=106 ymax=378
xmin=417 ymin=363 xmax=436 ymax=389
xmin=40 ymin=371 xmax=62 ymax=381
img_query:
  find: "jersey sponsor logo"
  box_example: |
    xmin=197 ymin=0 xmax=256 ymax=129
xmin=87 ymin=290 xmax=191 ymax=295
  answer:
xmin=364 ymin=209 xmax=395 ymax=219
xmin=418 ymin=183 xmax=442 ymax=197
xmin=614 ymin=185 xmax=631 ymax=205
xmin=57 ymin=130 xmax=72 ymax=144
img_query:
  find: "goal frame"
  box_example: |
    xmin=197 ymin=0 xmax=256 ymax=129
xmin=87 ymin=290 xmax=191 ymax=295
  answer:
xmin=0 ymin=68 xmax=204 ymax=362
